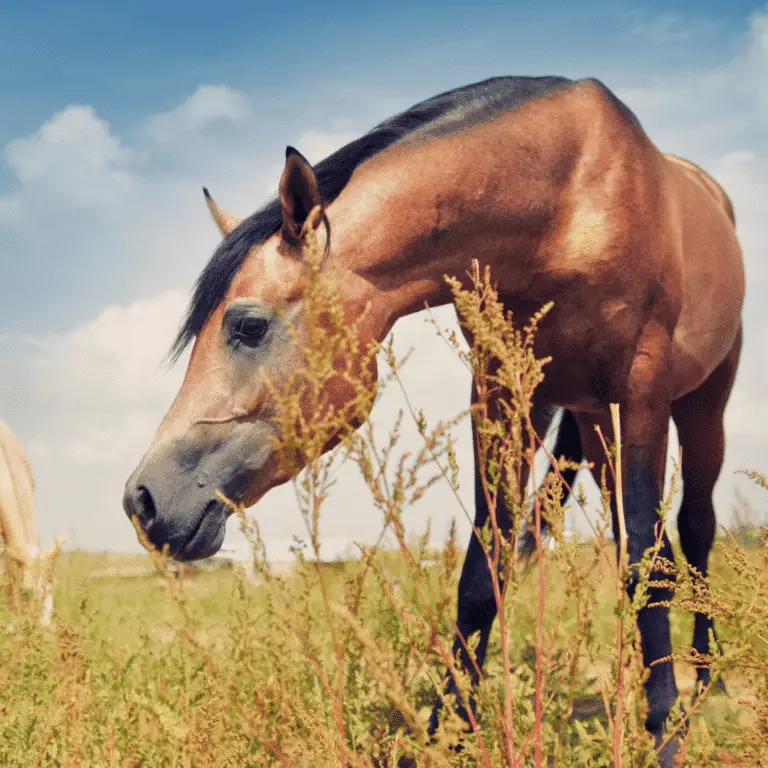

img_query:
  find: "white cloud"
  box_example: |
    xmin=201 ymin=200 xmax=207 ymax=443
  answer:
xmin=6 ymin=291 xmax=188 ymax=465
xmin=293 ymin=129 xmax=359 ymax=164
xmin=3 ymin=105 xmax=139 ymax=214
xmin=146 ymin=85 xmax=250 ymax=142
xmin=0 ymin=291 xmax=191 ymax=551
xmin=29 ymin=291 xmax=187 ymax=409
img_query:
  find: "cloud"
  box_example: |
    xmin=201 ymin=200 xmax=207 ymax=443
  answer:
xmin=146 ymin=85 xmax=250 ymax=142
xmin=2 ymin=105 xmax=139 ymax=216
xmin=5 ymin=290 xmax=188 ymax=464
xmin=0 ymin=290 xmax=191 ymax=550
xmin=28 ymin=290 xmax=188 ymax=411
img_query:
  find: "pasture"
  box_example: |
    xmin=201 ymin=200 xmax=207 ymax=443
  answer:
xmin=1 ymin=533 xmax=766 ymax=767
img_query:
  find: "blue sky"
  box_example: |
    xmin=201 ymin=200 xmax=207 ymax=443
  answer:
xmin=0 ymin=1 xmax=758 ymax=150
xmin=1 ymin=1 xmax=763 ymax=332
xmin=1 ymin=1 xmax=767 ymax=556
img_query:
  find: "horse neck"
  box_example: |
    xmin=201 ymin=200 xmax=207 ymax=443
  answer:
xmin=328 ymin=115 xmax=571 ymax=345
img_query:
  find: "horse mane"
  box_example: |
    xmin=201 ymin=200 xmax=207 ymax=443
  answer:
xmin=169 ymin=75 xmax=575 ymax=361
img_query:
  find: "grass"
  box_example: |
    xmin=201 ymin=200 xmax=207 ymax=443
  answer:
xmin=0 ymin=540 xmax=765 ymax=767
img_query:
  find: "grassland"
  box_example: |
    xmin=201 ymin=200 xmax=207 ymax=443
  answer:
xmin=1 ymin=534 xmax=765 ymax=767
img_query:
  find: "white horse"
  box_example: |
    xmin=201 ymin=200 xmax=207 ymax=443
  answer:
xmin=0 ymin=417 xmax=62 ymax=628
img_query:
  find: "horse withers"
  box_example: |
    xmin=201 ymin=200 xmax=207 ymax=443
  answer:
xmin=124 ymin=76 xmax=744 ymax=765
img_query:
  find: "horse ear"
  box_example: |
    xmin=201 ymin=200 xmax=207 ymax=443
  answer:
xmin=279 ymin=146 xmax=323 ymax=246
xmin=203 ymin=188 xmax=243 ymax=237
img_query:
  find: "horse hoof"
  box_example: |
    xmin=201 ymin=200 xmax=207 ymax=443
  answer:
xmin=652 ymin=716 xmax=689 ymax=768
xmin=654 ymin=733 xmax=683 ymax=768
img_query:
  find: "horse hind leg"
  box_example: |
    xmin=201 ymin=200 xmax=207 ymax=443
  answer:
xmin=671 ymin=324 xmax=742 ymax=694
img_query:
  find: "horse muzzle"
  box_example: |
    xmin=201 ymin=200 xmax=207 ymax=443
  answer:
xmin=122 ymin=422 xmax=276 ymax=561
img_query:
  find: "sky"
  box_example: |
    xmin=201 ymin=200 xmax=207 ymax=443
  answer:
xmin=1 ymin=1 xmax=767 ymax=562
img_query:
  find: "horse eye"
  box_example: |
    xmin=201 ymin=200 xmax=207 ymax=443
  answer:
xmin=233 ymin=316 xmax=269 ymax=348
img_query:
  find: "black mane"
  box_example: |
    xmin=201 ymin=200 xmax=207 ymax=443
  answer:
xmin=169 ymin=75 xmax=575 ymax=361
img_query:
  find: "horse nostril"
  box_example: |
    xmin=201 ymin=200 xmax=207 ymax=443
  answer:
xmin=123 ymin=483 xmax=157 ymax=523
xmin=145 ymin=517 xmax=170 ymax=550
xmin=135 ymin=486 xmax=157 ymax=521
xmin=123 ymin=484 xmax=170 ymax=550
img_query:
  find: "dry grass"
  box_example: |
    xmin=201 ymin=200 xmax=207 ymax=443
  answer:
xmin=1 ymin=537 xmax=766 ymax=767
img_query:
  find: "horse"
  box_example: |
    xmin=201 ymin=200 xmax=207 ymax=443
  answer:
xmin=123 ymin=76 xmax=744 ymax=765
xmin=1 ymin=417 xmax=61 ymax=628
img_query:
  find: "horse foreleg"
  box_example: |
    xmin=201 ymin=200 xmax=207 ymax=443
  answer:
xmin=613 ymin=332 xmax=682 ymax=766
xmin=428 ymin=440 xmax=508 ymax=735
xmin=428 ymin=394 xmax=552 ymax=736
xmin=575 ymin=397 xmax=681 ymax=768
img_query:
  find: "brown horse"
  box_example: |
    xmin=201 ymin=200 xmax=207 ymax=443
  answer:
xmin=124 ymin=76 xmax=744 ymax=765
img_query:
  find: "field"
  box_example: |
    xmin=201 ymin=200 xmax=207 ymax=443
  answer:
xmin=1 ymin=533 xmax=766 ymax=767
